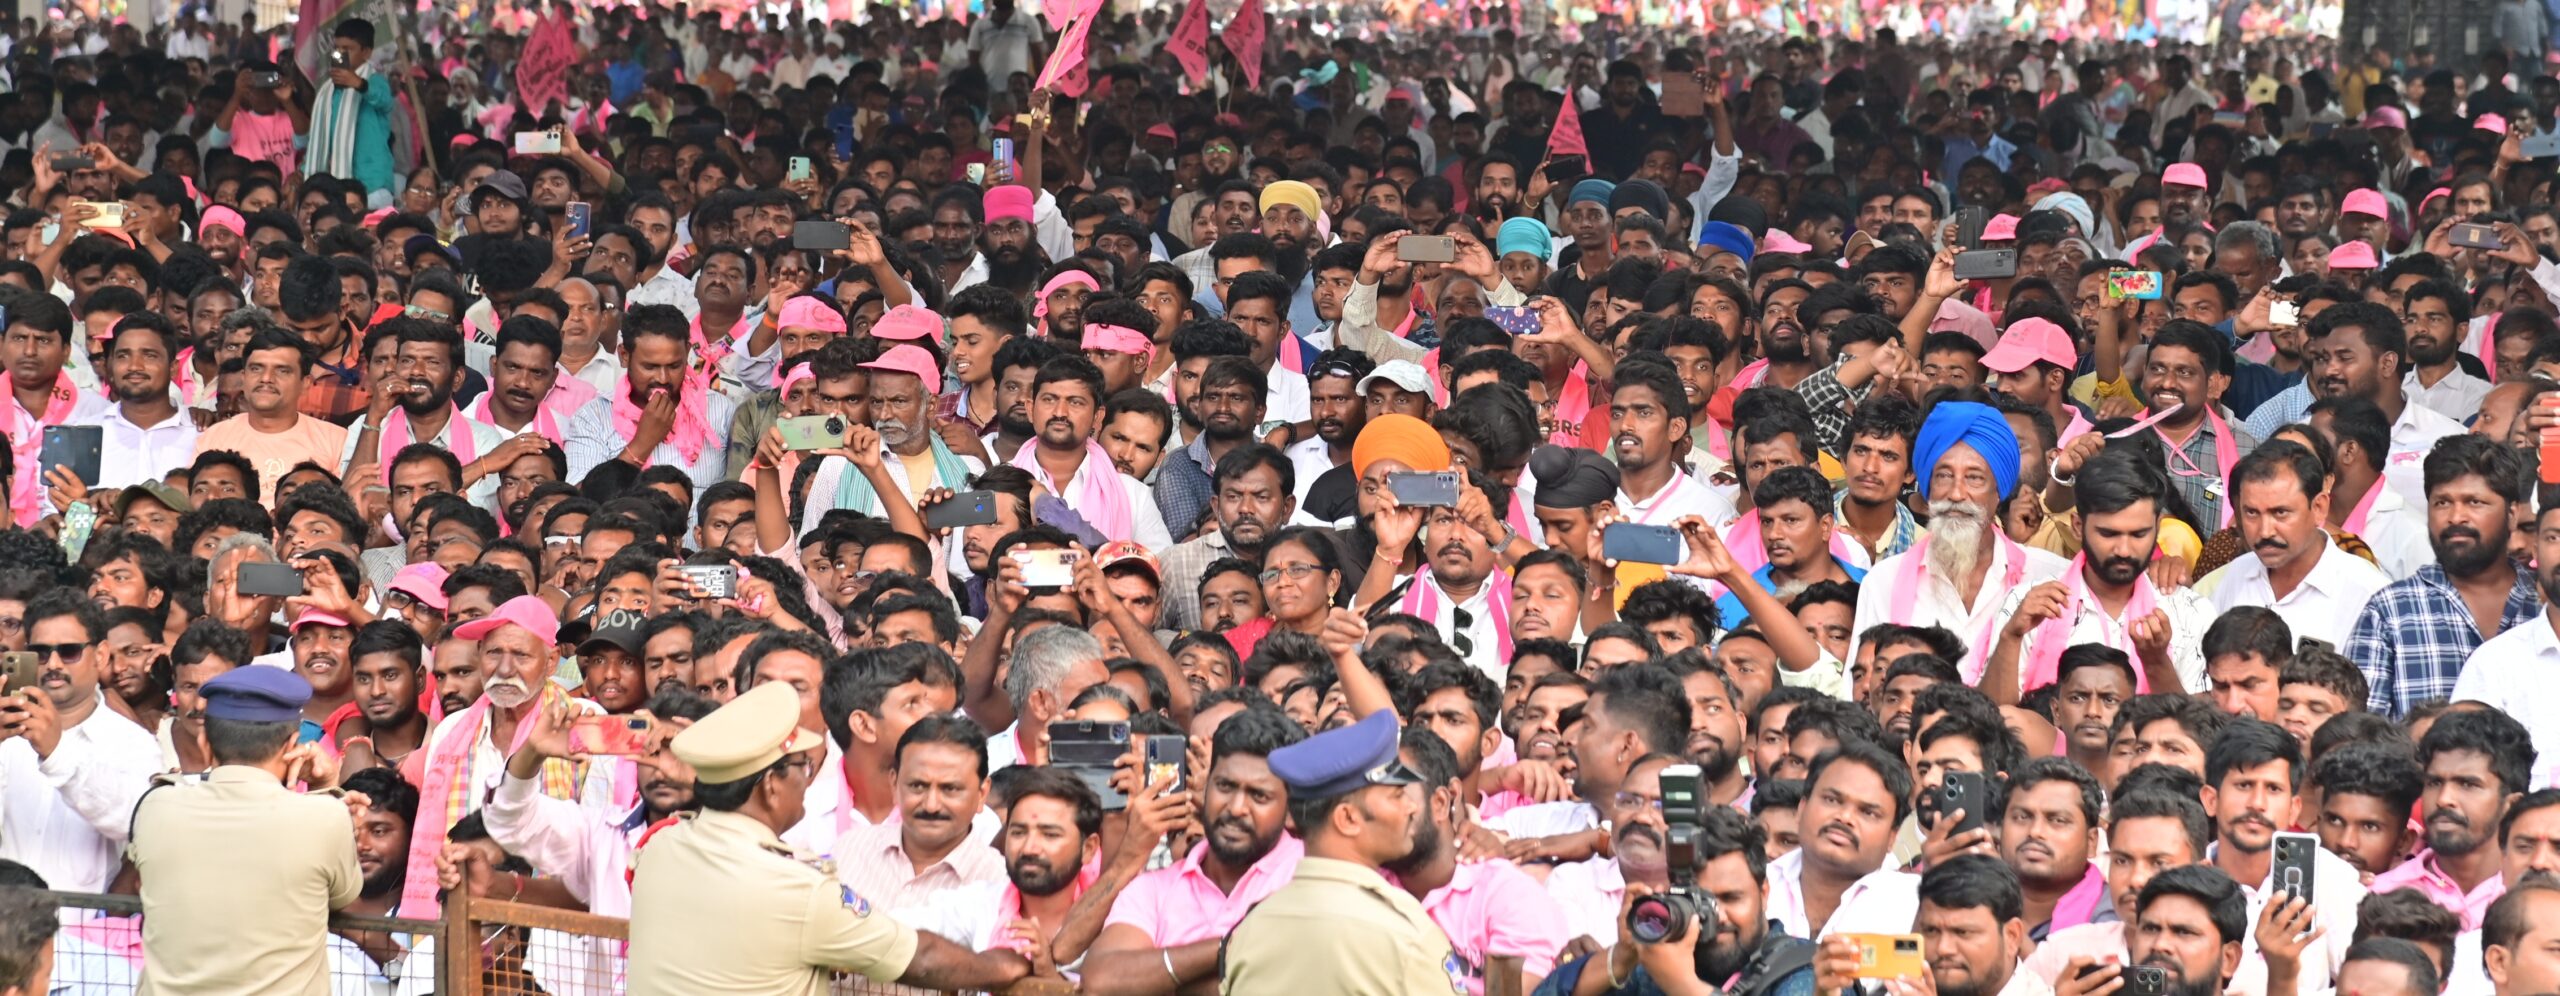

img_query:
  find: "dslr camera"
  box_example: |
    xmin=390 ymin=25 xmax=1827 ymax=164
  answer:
xmin=1624 ymin=764 xmax=1717 ymax=944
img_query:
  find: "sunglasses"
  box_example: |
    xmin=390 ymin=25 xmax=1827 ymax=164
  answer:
xmin=24 ymin=643 xmax=81 ymax=663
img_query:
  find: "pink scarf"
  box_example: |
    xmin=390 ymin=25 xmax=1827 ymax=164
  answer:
xmin=1398 ymin=566 xmax=1513 ymax=664
xmin=2342 ymin=477 xmax=2387 ymax=535
xmin=1890 ymin=532 xmax=2027 ymax=678
xmin=1710 ymin=513 xmax=1871 ymax=594
xmin=2021 ymin=555 xmax=2162 ymax=693
xmin=398 ymin=684 xmax=577 ymax=918
xmin=378 ymin=407 xmax=478 ymax=484
xmin=611 ymin=380 xmax=714 ymax=467
xmin=466 ymin=368 xmax=598 ymax=445
xmin=1546 ymin=363 xmax=1592 ymax=446
xmin=1008 ymin=439 xmax=1134 ymax=541
xmin=6 ymin=371 xmax=80 ymax=526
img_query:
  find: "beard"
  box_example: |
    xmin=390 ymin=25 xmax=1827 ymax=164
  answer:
xmin=874 ymin=417 xmax=916 ymax=449
xmin=1692 ymin=734 xmax=1740 ymax=784
xmin=1272 ymin=242 xmax=1310 ymax=286
xmin=986 ymin=246 xmax=1048 ymax=294
xmin=2091 ymin=552 xmax=2148 ymax=586
xmin=1764 ymin=324 xmax=1810 ymax=362
xmin=1926 ymin=499 xmax=1990 ymax=581
xmin=998 ymin=407 xmax=1035 ymax=438
xmin=1206 ymin=813 xmax=1279 ymax=867
xmin=399 ymin=380 xmax=455 ymax=417
xmin=1008 ymin=853 xmax=1078 ymax=897
xmin=359 ymin=860 xmax=406 ymax=899
xmin=2433 ymin=524 xmax=2506 ymax=577
xmin=1697 ymin=919 xmax=1762 ymax=983
xmin=1380 ymin=813 xmax=1443 ymax=877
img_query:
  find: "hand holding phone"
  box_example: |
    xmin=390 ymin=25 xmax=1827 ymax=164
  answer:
xmin=569 ymin=715 xmax=655 ymax=755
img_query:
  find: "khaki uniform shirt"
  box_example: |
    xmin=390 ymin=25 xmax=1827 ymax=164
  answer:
xmin=1222 ymin=856 xmax=1466 ymax=996
xmin=128 ymin=766 xmax=360 ymax=995
xmin=628 ymin=809 xmax=920 ymax=996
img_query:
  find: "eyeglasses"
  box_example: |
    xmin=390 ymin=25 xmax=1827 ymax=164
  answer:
xmin=26 ymin=643 xmax=82 ymax=662
xmin=1611 ymin=790 xmax=1664 ymax=813
xmin=1260 ymin=564 xmax=1326 ymax=585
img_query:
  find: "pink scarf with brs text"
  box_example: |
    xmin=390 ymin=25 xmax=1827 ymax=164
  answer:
xmin=1008 ymin=439 xmax=1134 ymax=541
xmin=1891 ymin=532 xmax=2026 ymax=680
xmin=7 ymin=371 xmax=81 ymax=526
xmin=1397 ymin=567 xmax=1513 ymax=664
xmin=2020 ymin=554 xmax=2162 ymax=693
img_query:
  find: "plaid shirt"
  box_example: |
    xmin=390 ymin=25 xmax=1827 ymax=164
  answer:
xmin=2346 ymin=561 xmax=2543 ymax=718
xmin=297 ymin=333 xmax=368 ymax=423
xmin=1835 ymin=491 xmax=1923 ymax=563
xmin=1796 ymin=354 xmax=1870 ymax=458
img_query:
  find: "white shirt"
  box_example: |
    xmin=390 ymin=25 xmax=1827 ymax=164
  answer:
xmin=624 ymin=265 xmax=699 ymax=320
xmin=2221 ymin=841 xmax=2367 ymax=993
xmin=67 ymin=403 xmax=198 ymax=489
xmin=1490 ymin=800 xmax=1596 ymax=840
xmin=0 ymin=704 xmax=160 ymax=893
xmin=561 ymin=388 xmax=738 ymax=498
xmin=1284 ymin=435 xmax=1337 ymax=507
xmin=2344 ymin=479 xmax=2433 ymax=581
xmin=799 ymin=446 xmax=989 ymax=535
xmin=1264 ymin=365 xmax=1311 ymax=426
xmin=2203 ymin=534 xmax=2391 ymax=650
xmin=2381 ymin=399 xmax=2469 ymax=506
xmin=562 ymin=351 xmax=625 ymax=402
xmin=340 ymin=410 xmax=511 ymax=510
xmin=1988 ymin=576 xmax=2214 ymax=694
xmin=2405 ymin=367 xmax=2493 ymax=425
xmin=2454 ymin=612 xmax=2560 ymax=787
xmin=1405 ymin=572 xmax=1502 ymax=682
xmin=1851 ymin=539 xmax=2071 ymax=678
xmin=1615 ymin=468 xmax=1739 ymax=531
xmin=1762 ymin=847 xmax=1919 ymax=941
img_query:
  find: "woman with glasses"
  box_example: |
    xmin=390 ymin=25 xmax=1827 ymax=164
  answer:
xmin=1255 ymin=526 xmax=1348 ymax=645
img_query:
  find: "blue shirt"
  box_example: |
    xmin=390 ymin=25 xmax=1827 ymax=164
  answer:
xmin=1534 ymin=931 xmax=1816 ymax=996
xmin=2346 ymin=561 xmax=2544 ymax=718
xmin=1712 ymin=558 xmax=1869 ymax=631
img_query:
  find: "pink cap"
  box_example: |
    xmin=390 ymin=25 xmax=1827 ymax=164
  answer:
xmin=871 ymin=304 xmax=942 ymax=343
xmin=2421 ymin=187 xmax=2453 ymax=209
xmin=859 ymin=343 xmax=943 ymax=387
xmin=984 ymin=185 xmax=1035 ymax=224
xmin=1386 ymin=87 xmax=1418 ymax=102
xmin=291 ymin=607 xmax=354 ymax=632
xmin=2327 ymin=240 xmax=2380 ymax=269
xmin=1681 ymin=162 xmax=1707 ymax=176
xmin=778 ymin=297 xmax=847 ymax=334
xmin=2162 ymin=163 xmax=2209 ymax=188
xmin=2363 ymin=106 xmax=2409 ymax=131
xmin=202 ymin=205 xmax=246 ymax=237
xmin=1983 ymin=213 xmax=2020 ymax=241
xmin=387 ymin=563 xmax=451 ymax=611
xmin=1083 ymin=323 xmax=1153 ymax=357
xmin=2341 ymin=188 xmax=2388 ymax=218
xmin=453 ymin=594 xmax=560 ymax=645
xmin=1760 ymin=230 xmax=1812 ymax=254
xmin=1034 ymin=270 xmax=1101 ymax=319
xmin=777 ymin=362 xmax=816 ymax=395
xmin=362 ymin=207 xmax=395 ymax=229
xmin=1982 ymin=317 xmax=2077 ymax=373
xmin=2478 ymin=113 xmax=2511 ymax=134
xmin=1146 ymin=123 xmax=1177 ymax=140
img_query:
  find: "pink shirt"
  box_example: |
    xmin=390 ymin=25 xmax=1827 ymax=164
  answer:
xmin=2369 ymin=848 xmax=2507 ymax=930
xmin=829 ymin=820 xmax=1007 ymax=916
xmin=1103 ymin=835 xmax=1304 ymax=946
xmin=229 ymin=110 xmax=299 ymax=174
xmin=1411 ymin=859 xmax=1572 ymax=995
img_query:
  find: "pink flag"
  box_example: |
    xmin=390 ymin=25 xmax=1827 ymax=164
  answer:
xmin=291 ymin=0 xmax=347 ymax=80
xmin=1548 ymin=95 xmax=1588 ymax=159
xmin=1169 ymin=0 xmax=1212 ymax=84
xmin=1220 ymin=0 xmax=1266 ymax=91
xmin=515 ymin=16 xmax=577 ymax=114
xmin=1034 ymin=0 xmax=1102 ymax=97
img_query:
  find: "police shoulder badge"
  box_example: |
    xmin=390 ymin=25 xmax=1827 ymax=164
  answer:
xmin=840 ymin=884 xmax=871 ymax=917
xmin=1442 ymin=951 xmax=1471 ymax=993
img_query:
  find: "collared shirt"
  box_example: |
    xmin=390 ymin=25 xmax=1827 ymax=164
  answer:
xmin=1797 ymin=353 xmax=1875 ymax=457
xmin=2242 ymin=380 xmax=2314 ymax=444
xmin=2158 ymin=415 xmax=2258 ymax=529
xmin=564 ymin=349 xmax=628 ymax=400
xmin=2381 ymin=399 xmax=2470 ymax=506
xmin=1850 ymin=538 xmax=2072 ymax=677
xmin=2367 ymin=848 xmax=2505 ymax=930
xmin=829 ymin=821 xmax=1007 ymax=923
xmin=1154 ymin=432 xmax=1220 ymax=543
xmin=1158 ymin=529 xmax=1235 ymax=632
xmin=0 ymin=705 xmax=159 ymax=892
xmin=2348 ymin=562 xmax=2542 ymax=718
xmin=1762 ymin=847 xmax=1919 ymax=941
xmin=797 ymin=446 xmax=988 ymax=534
xmin=1285 ymin=432 xmax=1336 ymax=507
xmin=1407 ymin=858 xmax=1571 ymax=996
xmin=2406 ymin=366 xmax=2493 ymax=423
xmin=1988 ymin=574 xmax=2215 ymax=694
xmin=1834 ymin=492 xmax=1924 ymax=564
xmin=2202 ymin=534 xmax=2391 ymax=649
xmin=2219 ymin=841 xmax=2366 ymax=995
xmin=2454 ymin=612 xmax=2560 ymax=787
xmin=1541 ymin=855 xmax=1627 ymax=945
xmin=2033 ymin=863 xmax=2112 ymax=941
xmin=1616 ymin=468 xmax=1740 ymax=531
xmin=1103 ymin=835 xmax=1306 ymax=946
xmin=341 ymin=410 xmax=512 ymax=510
xmin=297 ymin=334 xmax=369 ymax=422
xmin=560 ymin=388 xmax=737 ymax=497
xmin=68 ymin=403 xmax=198 ymax=489
xmin=1713 ymin=559 xmax=1870 ymax=639
xmin=625 ymin=265 xmax=700 ymax=320
xmin=2347 ymin=478 xmax=2433 ymax=580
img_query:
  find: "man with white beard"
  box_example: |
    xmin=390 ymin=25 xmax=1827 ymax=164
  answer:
xmin=801 ymin=345 xmax=986 ymax=528
xmin=1851 ymin=397 xmax=2070 ymax=676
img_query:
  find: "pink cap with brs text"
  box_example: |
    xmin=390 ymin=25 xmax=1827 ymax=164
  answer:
xmin=2162 ymin=163 xmax=2209 ymax=188
xmin=2341 ymin=188 xmax=2388 ymax=218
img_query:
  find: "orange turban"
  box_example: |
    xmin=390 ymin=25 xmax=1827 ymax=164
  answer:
xmin=1351 ymin=414 xmax=1452 ymax=479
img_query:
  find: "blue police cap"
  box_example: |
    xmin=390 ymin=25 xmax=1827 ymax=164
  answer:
xmin=1266 ymin=710 xmax=1424 ymax=799
xmin=201 ymin=667 xmax=311 ymax=723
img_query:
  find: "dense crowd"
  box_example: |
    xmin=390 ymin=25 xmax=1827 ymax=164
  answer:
xmin=0 ymin=2 xmax=2551 ymax=995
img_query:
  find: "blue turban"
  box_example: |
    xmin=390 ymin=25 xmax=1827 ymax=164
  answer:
xmin=1913 ymin=401 xmax=2021 ymax=501
xmin=1568 ymin=179 xmax=1616 ymax=207
xmin=1699 ymin=222 xmax=1757 ymax=265
xmin=1497 ymin=217 xmax=1552 ymax=260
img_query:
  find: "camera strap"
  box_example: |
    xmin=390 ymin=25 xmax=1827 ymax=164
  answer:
xmin=1724 ymin=935 xmax=1815 ymax=996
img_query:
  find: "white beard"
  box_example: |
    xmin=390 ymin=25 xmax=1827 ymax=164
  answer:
xmin=1927 ymin=499 xmax=1989 ymax=583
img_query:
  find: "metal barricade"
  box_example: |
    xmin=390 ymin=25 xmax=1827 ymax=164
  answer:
xmin=38 ymin=889 xmax=444 ymax=995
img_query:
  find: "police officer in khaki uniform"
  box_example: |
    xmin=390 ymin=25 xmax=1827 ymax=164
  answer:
xmin=627 ymin=682 xmax=1035 ymax=996
xmin=1222 ymin=709 xmax=1467 ymax=995
xmin=129 ymin=667 xmax=361 ymax=995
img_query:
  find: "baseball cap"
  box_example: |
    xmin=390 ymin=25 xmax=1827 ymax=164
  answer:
xmin=1357 ymin=359 xmax=1431 ymax=396
xmin=2162 ymin=163 xmax=2209 ymax=188
xmin=672 ymin=682 xmax=827 ymax=783
xmin=858 ymin=344 xmax=942 ymax=388
xmin=386 ymin=563 xmax=451 ymax=611
xmin=2340 ymin=188 xmax=2388 ymax=218
xmin=578 ymin=607 xmax=649 ymax=657
xmin=1094 ymin=540 xmax=1160 ymax=582
xmin=452 ymin=595 xmax=560 ymax=646
xmin=1981 ymin=317 xmax=2077 ymax=373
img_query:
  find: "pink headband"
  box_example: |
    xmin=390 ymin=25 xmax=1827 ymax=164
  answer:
xmin=202 ymin=206 xmax=246 ymax=237
xmin=778 ymin=297 xmax=848 ymax=334
xmin=778 ymin=362 xmax=815 ymax=395
xmin=1082 ymin=323 xmax=1153 ymax=359
xmin=1034 ymin=271 xmax=1101 ymax=318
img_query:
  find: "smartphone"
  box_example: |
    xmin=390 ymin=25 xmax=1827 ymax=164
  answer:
xmin=2272 ymin=831 xmax=2318 ymax=905
xmin=1543 ymin=155 xmax=1588 ymax=184
xmin=1953 ymin=248 xmax=2018 ymax=280
xmin=0 ymin=653 xmax=36 ymax=693
xmin=1937 ymin=771 xmax=1988 ymax=837
xmin=568 ymin=714 xmax=655 ymax=755
xmin=564 ymin=201 xmax=592 ymax=240
xmin=792 ymin=220 xmax=852 ymax=251
xmin=75 ymin=201 xmax=124 ymax=229
xmin=2269 ymin=300 xmax=2301 ymax=327
xmin=921 ymin=490 xmax=1002 ymax=530
xmin=2450 ymin=222 xmax=2503 ymax=250
xmin=330 ymin=49 xmax=349 ymax=68
xmin=2105 ymin=269 xmax=2165 ymax=301
xmin=1386 ymin=470 xmax=1461 ymax=507
xmin=1601 ymin=522 xmax=1685 ymax=565
xmin=1484 ymin=304 xmax=1540 ymax=338
xmin=1049 ymin=720 xmax=1132 ymax=809
xmin=250 ymin=70 xmax=286 ymax=89
xmin=1844 ymin=933 xmax=1927 ymax=979
xmin=834 ymin=121 xmax=855 ymax=159
xmin=236 ymin=561 xmax=307 ymax=597
xmin=787 ymin=156 xmax=813 ymax=183
xmin=1397 ymin=235 xmax=1457 ymax=263
xmin=513 ymin=129 xmax=563 ymax=155
xmin=1144 ymin=734 xmax=1187 ymax=792
xmin=49 ymin=154 xmax=93 ymax=173
xmin=1660 ymin=73 xmax=1706 ymax=116
xmin=2213 ymin=110 xmax=2247 ymax=127
xmin=1953 ymin=205 xmax=1990 ymax=250
xmin=992 ymin=137 xmax=1016 ymax=184
xmin=1011 ymin=547 xmax=1081 ymax=589
xmin=2122 ymin=967 xmax=2169 ymax=996
xmin=679 ymin=565 xmax=738 ymax=599
xmin=2524 ymin=131 xmax=2560 ymax=158
xmin=58 ymin=502 xmax=95 ymax=559
xmin=39 ymin=425 xmax=101 ymax=487
xmin=777 ymin=414 xmax=850 ymax=451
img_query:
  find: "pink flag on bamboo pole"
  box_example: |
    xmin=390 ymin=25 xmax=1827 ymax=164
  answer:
xmin=1548 ymin=95 xmax=1588 ymax=158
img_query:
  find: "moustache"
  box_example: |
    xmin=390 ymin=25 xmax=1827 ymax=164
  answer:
xmin=2099 ymin=555 xmax=2146 ymax=576
xmin=911 ymin=809 xmax=952 ymax=824
xmin=1211 ymin=814 xmax=1255 ymax=837
xmin=2439 ymin=525 xmax=2481 ymax=544
xmin=2255 ymin=536 xmax=2289 ymax=553
xmin=2430 ymin=811 xmax=2472 ymax=830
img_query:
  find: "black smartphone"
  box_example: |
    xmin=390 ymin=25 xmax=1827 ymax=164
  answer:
xmin=250 ymin=70 xmax=286 ymax=88
xmin=793 ymin=220 xmax=852 ymax=251
xmin=922 ymin=490 xmax=1002 ymax=530
xmin=1954 ymin=205 xmax=1989 ymax=250
xmin=1396 ymin=235 xmax=1456 ymax=263
xmin=1385 ymin=471 xmax=1461 ymax=507
xmin=49 ymin=154 xmax=93 ymax=173
xmin=236 ymin=562 xmax=306 ymax=597
xmin=1938 ymin=770 xmax=1989 ymax=837
xmin=2450 ymin=223 xmax=2503 ymax=250
xmin=1049 ymin=720 xmax=1133 ymax=810
xmin=1543 ymin=155 xmax=1589 ymax=184
xmin=38 ymin=426 xmax=101 ymax=487
xmin=2122 ymin=967 xmax=2168 ymax=996
xmin=1601 ymin=523 xmax=1684 ymax=565
xmin=2272 ymin=831 xmax=2317 ymax=905
xmin=1953 ymin=248 xmax=2019 ymax=280
xmin=1143 ymin=734 xmax=1187 ymax=793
